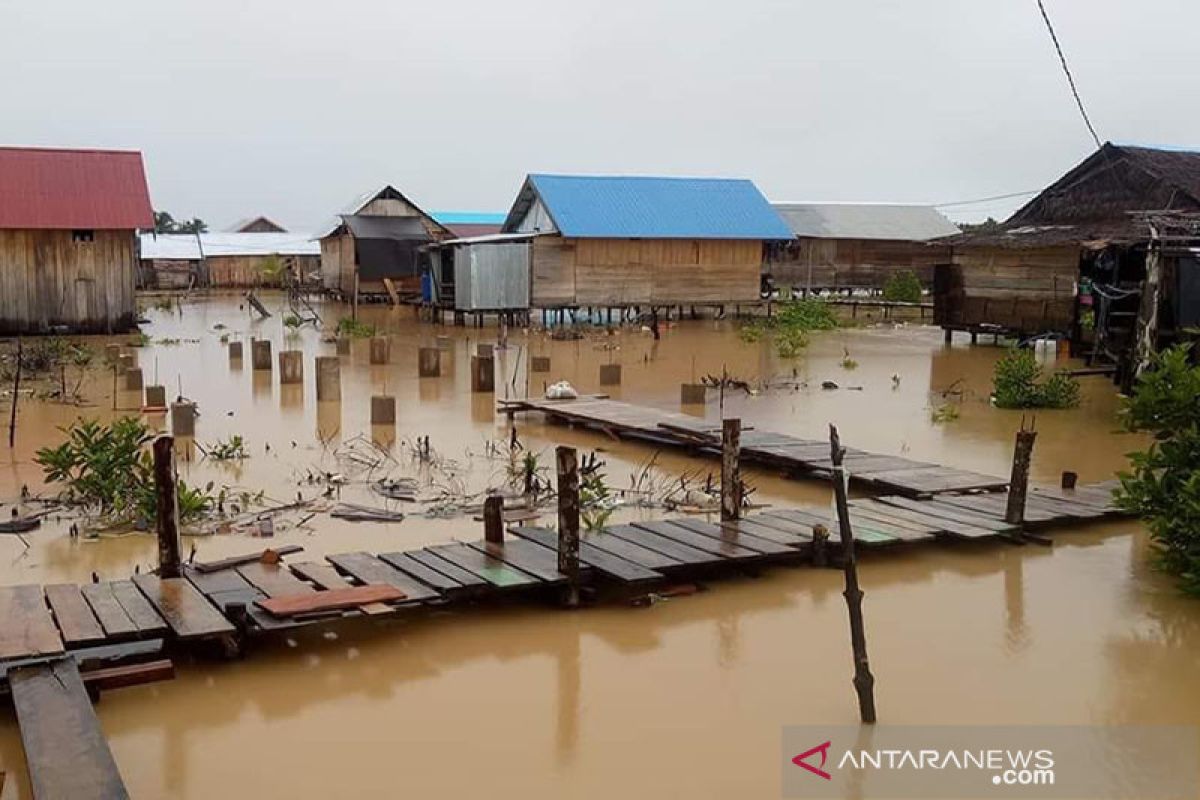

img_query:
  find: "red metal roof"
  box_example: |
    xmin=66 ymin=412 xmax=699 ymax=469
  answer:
xmin=0 ymin=146 xmax=154 ymax=230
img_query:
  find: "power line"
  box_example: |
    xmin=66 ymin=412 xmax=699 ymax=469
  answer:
xmin=1035 ymin=0 xmax=1102 ymax=149
xmin=933 ymin=189 xmax=1039 ymax=208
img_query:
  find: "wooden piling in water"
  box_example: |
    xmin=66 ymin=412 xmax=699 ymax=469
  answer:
xmin=370 ymin=395 xmax=396 ymax=425
xmin=1004 ymin=421 xmax=1038 ymax=527
xmin=681 ymin=383 xmax=706 ymax=405
xmin=144 ymin=385 xmax=167 ymax=409
xmin=484 ymin=495 xmax=504 ymax=544
xmin=477 ymin=342 xmax=494 ymax=358
xmin=170 ymin=402 xmax=195 ymax=437
xmin=599 ymin=364 xmax=622 ymax=386
xmin=123 ymin=368 xmax=143 ymax=392
xmin=721 ymin=418 xmax=742 ymax=522
xmin=8 ymin=338 xmax=21 ymax=448
xmin=829 ymin=424 xmax=877 ymax=724
xmin=153 ymin=436 xmax=183 ymax=579
xmin=418 ymin=347 xmax=441 ymax=377
xmin=531 ymin=356 xmax=551 ymax=373
xmin=315 ymin=357 xmax=341 ymax=401
xmin=471 ymin=356 xmax=495 ymax=393
xmin=335 ymin=337 xmax=351 ymax=356
xmin=251 ymin=339 xmax=272 ymax=371
xmin=228 ymin=341 xmax=243 ymax=361
xmin=369 ymin=337 xmax=390 ymax=364
xmin=811 ymin=524 xmax=829 ymax=567
xmin=279 ymin=350 xmax=304 ymax=384
xmin=556 ymin=445 xmax=581 ymax=607
xmin=1060 ymin=470 xmax=1077 ymax=490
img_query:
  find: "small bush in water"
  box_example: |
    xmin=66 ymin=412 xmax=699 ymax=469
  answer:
xmin=992 ymin=348 xmax=1080 ymax=409
xmin=881 ymin=270 xmax=923 ymax=303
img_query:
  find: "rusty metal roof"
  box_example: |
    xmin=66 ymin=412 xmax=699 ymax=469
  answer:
xmin=0 ymin=146 xmax=154 ymax=230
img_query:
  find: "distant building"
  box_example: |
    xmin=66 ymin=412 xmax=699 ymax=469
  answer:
xmin=0 ymin=146 xmax=153 ymax=333
xmin=936 ymin=142 xmax=1200 ymax=384
xmin=316 ymin=186 xmax=453 ymax=301
xmin=139 ymin=232 xmax=320 ymax=289
xmin=432 ymin=211 xmax=506 ymax=239
xmin=765 ymin=203 xmax=958 ymax=294
xmin=492 ymin=174 xmax=791 ymax=311
xmin=228 ymin=216 xmax=287 ymax=233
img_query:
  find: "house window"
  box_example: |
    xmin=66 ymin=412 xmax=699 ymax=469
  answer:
xmin=72 ymin=230 xmax=95 ymax=243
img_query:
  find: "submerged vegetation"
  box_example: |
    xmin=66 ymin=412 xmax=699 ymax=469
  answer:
xmin=991 ymin=348 xmax=1080 ymax=409
xmin=1115 ymin=345 xmax=1200 ymax=593
xmin=336 ymin=318 xmax=377 ymax=338
xmin=35 ymin=418 xmax=214 ymax=527
xmin=739 ymin=299 xmax=839 ymax=359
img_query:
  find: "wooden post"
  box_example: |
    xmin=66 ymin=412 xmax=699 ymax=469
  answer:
xmin=471 ymin=355 xmax=495 ymax=393
xmin=152 ymin=436 xmax=183 ymax=579
xmin=227 ymin=341 xmax=243 ymax=361
xmin=279 ymin=350 xmax=304 ymax=384
xmin=418 ymin=347 xmax=441 ymax=377
xmin=556 ymin=446 xmax=580 ymax=607
xmin=811 ymin=524 xmax=829 ymax=567
xmin=599 ymin=364 xmax=622 ymax=386
xmin=721 ymin=418 xmax=742 ymax=522
xmin=124 ymin=367 xmax=144 ymax=392
xmin=484 ymin=495 xmax=504 ymax=544
xmin=1133 ymin=223 xmax=1162 ymax=379
xmin=8 ymin=338 xmax=21 ymax=448
xmin=1060 ymin=471 xmax=1077 ymax=490
xmin=170 ymin=402 xmax=195 ymax=436
xmin=1004 ymin=420 xmax=1038 ymax=527
xmin=251 ymin=339 xmax=272 ymax=371
xmin=370 ymin=395 xmax=396 ymax=425
xmin=315 ymin=357 xmax=341 ymax=401
xmin=829 ymin=424 xmax=877 ymax=724
xmin=369 ymin=336 xmax=390 ymax=365
xmin=531 ymin=356 xmax=551 ymax=373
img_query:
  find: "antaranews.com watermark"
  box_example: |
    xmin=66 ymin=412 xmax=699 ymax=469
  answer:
xmin=782 ymin=725 xmax=1198 ymax=798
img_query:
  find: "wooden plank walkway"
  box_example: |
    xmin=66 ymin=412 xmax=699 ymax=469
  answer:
xmin=499 ymin=397 xmax=1008 ymax=497
xmin=9 ymin=658 xmax=129 ymax=799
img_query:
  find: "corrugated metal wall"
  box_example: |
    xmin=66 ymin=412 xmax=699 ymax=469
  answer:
xmin=454 ymin=242 xmax=531 ymax=310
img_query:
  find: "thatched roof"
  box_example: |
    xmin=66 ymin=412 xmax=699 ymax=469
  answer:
xmin=944 ymin=143 xmax=1200 ymax=249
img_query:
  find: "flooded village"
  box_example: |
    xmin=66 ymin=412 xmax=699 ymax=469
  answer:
xmin=3 ymin=4 xmax=1200 ymax=799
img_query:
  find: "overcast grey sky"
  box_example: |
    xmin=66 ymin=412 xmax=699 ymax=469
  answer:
xmin=3 ymin=0 xmax=1197 ymax=229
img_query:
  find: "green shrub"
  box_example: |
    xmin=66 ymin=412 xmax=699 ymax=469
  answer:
xmin=775 ymin=298 xmax=838 ymax=332
xmin=881 ymin=270 xmax=923 ymax=303
xmin=1115 ymin=345 xmax=1200 ymax=593
xmin=336 ymin=318 xmax=377 ymax=338
xmin=35 ymin=418 xmax=213 ymax=526
xmin=992 ymin=348 xmax=1080 ymax=409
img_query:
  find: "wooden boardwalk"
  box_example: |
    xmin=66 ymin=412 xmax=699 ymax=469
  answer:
xmin=0 ymin=482 xmax=1126 ymax=798
xmin=500 ymin=397 xmax=1009 ymax=497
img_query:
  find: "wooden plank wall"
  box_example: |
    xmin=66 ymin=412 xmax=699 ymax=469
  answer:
xmin=0 ymin=229 xmax=137 ymax=334
xmin=530 ymin=236 xmax=761 ymax=307
xmin=206 ymin=255 xmax=320 ymax=288
xmin=766 ymin=238 xmax=948 ymax=290
xmin=935 ymin=245 xmax=1079 ymax=333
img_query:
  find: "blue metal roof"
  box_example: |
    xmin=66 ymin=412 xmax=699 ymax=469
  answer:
xmin=503 ymin=174 xmax=793 ymax=240
xmin=432 ymin=210 xmax=507 ymax=225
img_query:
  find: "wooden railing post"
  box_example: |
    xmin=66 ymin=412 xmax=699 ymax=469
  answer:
xmin=556 ymin=446 xmax=580 ymax=607
xmin=484 ymin=495 xmax=504 ymax=544
xmin=721 ymin=418 xmax=742 ymax=522
xmin=152 ymin=436 xmax=182 ymax=579
xmin=1004 ymin=419 xmax=1038 ymax=527
xmin=830 ymin=424 xmax=877 ymax=724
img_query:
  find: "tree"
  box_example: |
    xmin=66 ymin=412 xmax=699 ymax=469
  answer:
xmin=957 ymin=217 xmax=1004 ymax=235
xmin=152 ymin=210 xmax=208 ymax=234
xmin=1115 ymin=344 xmax=1200 ymax=593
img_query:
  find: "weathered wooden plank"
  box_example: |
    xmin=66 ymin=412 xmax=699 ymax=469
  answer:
xmin=934 ymin=494 xmax=1057 ymax=524
xmin=602 ymin=524 xmax=723 ymax=566
xmin=378 ymin=551 xmax=468 ymax=593
xmin=236 ymin=562 xmax=316 ymax=597
xmin=183 ymin=566 xmax=256 ymax=596
xmin=765 ymin=507 xmax=921 ymax=545
xmin=131 ymin=575 xmax=235 ymax=640
xmin=667 ymin=519 xmax=799 ymax=555
xmin=191 ymin=544 xmax=304 ymax=574
xmin=0 ymin=585 xmax=64 ymax=661
xmin=721 ymin=517 xmax=814 ymax=547
xmin=742 ymin=512 xmax=818 ymax=540
xmin=579 ymin=529 xmax=684 ymax=571
xmin=834 ymin=503 xmax=942 ymax=536
xmin=402 ymin=550 xmax=490 ymax=591
xmin=258 ymin=585 xmax=405 ymax=617
xmin=79 ymin=583 xmax=139 ymax=640
xmin=108 ymin=581 xmax=169 ymax=637
xmin=325 ymin=552 xmax=441 ymax=603
xmin=10 ymin=658 xmax=129 ymax=800
xmin=288 ymin=562 xmax=351 ymax=590
xmin=468 ymin=539 xmax=571 ymax=584
xmin=851 ymin=499 xmax=997 ymax=540
xmin=510 ymin=527 xmax=663 ymax=584
xmin=44 ymin=585 xmax=106 ymax=648
xmin=630 ymin=521 xmax=761 ymax=560
xmin=422 ymin=544 xmax=541 ymax=589
xmin=876 ymin=496 xmax=1017 ymax=533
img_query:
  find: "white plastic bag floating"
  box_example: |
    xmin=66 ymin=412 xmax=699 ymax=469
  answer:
xmin=545 ymin=381 xmax=578 ymax=400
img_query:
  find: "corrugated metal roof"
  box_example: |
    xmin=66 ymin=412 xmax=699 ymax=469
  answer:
xmin=0 ymin=146 xmax=154 ymax=230
xmin=342 ymin=215 xmax=430 ymax=241
xmin=139 ymin=232 xmax=320 ymax=260
xmin=502 ymin=174 xmax=793 ymax=240
xmin=432 ymin=211 xmax=507 ymax=225
xmin=315 ymin=185 xmax=451 ymax=240
xmin=435 ymin=232 xmax=539 ymax=247
xmin=772 ymin=202 xmax=960 ymax=241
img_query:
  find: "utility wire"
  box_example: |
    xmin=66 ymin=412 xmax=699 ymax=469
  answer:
xmin=1035 ymin=0 xmax=1102 ymax=148
xmin=933 ymin=189 xmax=1040 ymax=208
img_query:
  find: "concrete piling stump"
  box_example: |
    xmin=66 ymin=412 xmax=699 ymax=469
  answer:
xmin=279 ymin=350 xmax=304 ymax=384
xmin=315 ymin=357 xmax=341 ymax=401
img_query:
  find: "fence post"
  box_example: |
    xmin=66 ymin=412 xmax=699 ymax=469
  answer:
xmin=721 ymin=418 xmax=742 ymax=522
xmin=556 ymin=446 xmax=580 ymax=607
xmin=1004 ymin=419 xmax=1038 ymax=527
xmin=153 ymin=436 xmax=183 ymax=579
xmin=484 ymin=495 xmax=504 ymax=544
xmin=830 ymin=424 xmax=877 ymax=723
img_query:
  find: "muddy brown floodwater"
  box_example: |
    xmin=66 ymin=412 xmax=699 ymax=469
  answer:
xmin=0 ymin=293 xmax=1196 ymax=799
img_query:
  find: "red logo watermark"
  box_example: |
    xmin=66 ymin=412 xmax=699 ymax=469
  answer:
xmin=792 ymin=741 xmax=833 ymax=780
